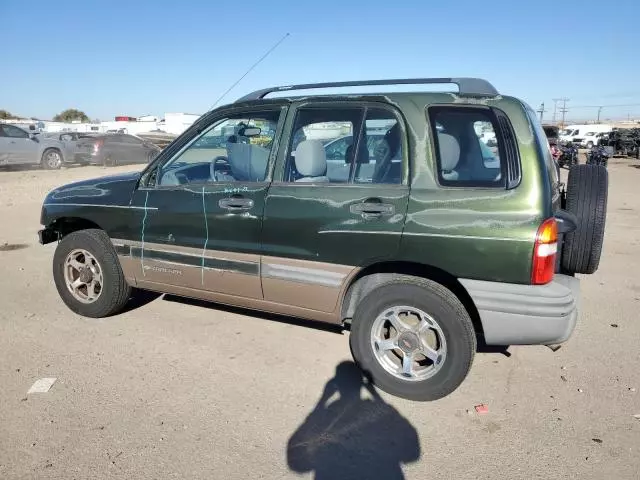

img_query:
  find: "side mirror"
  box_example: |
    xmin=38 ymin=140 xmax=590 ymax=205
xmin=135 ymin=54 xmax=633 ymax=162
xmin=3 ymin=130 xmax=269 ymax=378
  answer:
xmin=29 ymin=133 xmax=39 ymax=142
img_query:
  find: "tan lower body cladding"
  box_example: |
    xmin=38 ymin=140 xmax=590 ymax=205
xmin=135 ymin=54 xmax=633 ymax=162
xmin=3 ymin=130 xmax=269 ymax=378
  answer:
xmin=111 ymin=239 xmax=357 ymax=323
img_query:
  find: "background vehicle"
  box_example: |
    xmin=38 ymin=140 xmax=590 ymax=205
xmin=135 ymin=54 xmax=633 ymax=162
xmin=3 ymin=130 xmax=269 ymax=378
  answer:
xmin=41 ymin=131 xmax=98 ymax=165
xmin=0 ymin=123 xmax=66 ymax=169
xmin=559 ymin=124 xmax=612 ymax=148
xmin=557 ymin=142 xmax=579 ymax=169
xmin=599 ymin=128 xmax=640 ymax=158
xmin=542 ymin=125 xmax=559 ymax=144
xmin=586 ymin=145 xmax=611 ymax=167
xmin=39 ymin=77 xmax=608 ymax=402
xmin=74 ymin=133 xmax=162 ymax=166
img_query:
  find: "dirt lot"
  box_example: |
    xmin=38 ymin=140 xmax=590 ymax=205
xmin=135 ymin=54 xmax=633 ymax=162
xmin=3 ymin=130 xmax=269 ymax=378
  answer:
xmin=1 ymin=160 xmax=639 ymax=480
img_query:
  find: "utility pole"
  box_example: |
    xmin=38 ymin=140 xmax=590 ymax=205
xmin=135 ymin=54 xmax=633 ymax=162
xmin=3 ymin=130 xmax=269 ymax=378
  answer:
xmin=557 ymin=98 xmax=570 ymax=128
xmin=597 ymin=106 xmax=603 ymax=123
xmin=551 ymin=98 xmax=561 ymax=123
xmin=537 ymin=102 xmax=546 ymax=122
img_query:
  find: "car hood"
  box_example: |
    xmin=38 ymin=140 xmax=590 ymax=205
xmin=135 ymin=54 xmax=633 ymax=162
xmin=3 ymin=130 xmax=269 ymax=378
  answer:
xmin=44 ymin=171 xmax=142 ymax=206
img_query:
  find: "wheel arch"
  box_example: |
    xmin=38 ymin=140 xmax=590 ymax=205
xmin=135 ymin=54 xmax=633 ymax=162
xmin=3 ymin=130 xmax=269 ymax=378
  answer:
xmin=340 ymin=261 xmax=484 ymax=337
xmin=47 ymin=216 xmax=104 ymax=239
xmin=42 ymin=146 xmax=65 ymax=163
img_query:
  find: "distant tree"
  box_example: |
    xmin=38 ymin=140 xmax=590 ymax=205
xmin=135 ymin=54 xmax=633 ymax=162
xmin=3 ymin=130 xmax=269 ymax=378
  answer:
xmin=53 ymin=109 xmax=90 ymax=123
xmin=0 ymin=110 xmax=19 ymax=120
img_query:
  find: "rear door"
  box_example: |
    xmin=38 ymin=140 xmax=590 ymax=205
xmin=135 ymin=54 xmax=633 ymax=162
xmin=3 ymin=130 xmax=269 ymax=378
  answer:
xmin=120 ymin=135 xmax=149 ymax=163
xmin=260 ymin=101 xmax=410 ymax=314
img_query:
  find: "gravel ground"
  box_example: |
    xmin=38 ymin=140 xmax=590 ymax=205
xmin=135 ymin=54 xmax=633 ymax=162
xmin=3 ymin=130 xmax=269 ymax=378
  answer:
xmin=0 ymin=160 xmax=639 ymax=480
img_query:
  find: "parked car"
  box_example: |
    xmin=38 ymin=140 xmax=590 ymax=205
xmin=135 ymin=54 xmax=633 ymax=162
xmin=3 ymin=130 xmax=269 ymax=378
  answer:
xmin=38 ymin=77 xmax=608 ymax=401
xmin=559 ymin=124 xmax=612 ymax=148
xmin=74 ymin=133 xmax=162 ymax=166
xmin=0 ymin=124 xmax=68 ymax=169
xmin=40 ymin=131 xmax=98 ymax=166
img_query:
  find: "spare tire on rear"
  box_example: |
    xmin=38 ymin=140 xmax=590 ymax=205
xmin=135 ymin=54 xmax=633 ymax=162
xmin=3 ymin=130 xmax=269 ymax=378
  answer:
xmin=561 ymin=164 xmax=608 ymax=274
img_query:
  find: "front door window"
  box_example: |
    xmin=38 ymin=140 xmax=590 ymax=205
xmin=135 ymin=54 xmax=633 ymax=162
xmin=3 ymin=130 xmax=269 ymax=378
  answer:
xmin=158 ymin=110 xmax=281 ymax=186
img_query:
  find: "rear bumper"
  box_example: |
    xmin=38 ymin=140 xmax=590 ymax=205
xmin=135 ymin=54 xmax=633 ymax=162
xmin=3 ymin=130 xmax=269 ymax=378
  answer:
xmin=460 ymin=274 xmax=580 ymax=346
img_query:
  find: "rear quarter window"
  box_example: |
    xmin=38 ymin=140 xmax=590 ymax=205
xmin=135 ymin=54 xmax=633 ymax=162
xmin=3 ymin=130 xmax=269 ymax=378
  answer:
xmin=427 ymin=106 xmax=506 ymax=188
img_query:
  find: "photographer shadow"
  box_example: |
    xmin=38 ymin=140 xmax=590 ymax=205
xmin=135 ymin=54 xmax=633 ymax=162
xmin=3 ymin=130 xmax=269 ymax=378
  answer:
xmin=287 ymin=361 xmax=421 ymax=480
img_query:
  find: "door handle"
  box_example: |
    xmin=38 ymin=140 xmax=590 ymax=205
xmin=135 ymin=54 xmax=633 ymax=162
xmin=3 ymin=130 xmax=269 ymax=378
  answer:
xmin=219 ymin=196 xmax=254 ymax=211
xmin=350 ymin=200 xmax=395 ymax=217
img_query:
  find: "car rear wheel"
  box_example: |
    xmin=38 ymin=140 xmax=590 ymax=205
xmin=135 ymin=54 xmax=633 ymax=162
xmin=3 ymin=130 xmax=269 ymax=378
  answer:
xmin=41 ymin=149 xmax=62 ymax=170
xmin=349 ymin=276 xmax=476 ymax=401
xmin=52 ymin=229 xmax=131 ymax=317
xmin=562 ymin=164 xmax=608 ymax=275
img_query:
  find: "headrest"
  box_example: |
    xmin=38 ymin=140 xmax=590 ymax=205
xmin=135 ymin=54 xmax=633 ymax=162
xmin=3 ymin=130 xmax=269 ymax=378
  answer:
xmin=295 ymin=140 xmax=327 ymax=177
xmin=437 ymin=132 xmax=460 ymax=171
xmin=346 ymin=140 xmax=370 ymax=164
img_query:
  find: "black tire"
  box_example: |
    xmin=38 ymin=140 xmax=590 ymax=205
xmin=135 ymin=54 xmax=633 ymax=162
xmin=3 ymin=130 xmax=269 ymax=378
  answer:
xmin=349 ymin=276 xmax=476 ymax=401
xmin=561 ymin=164 xmax=608 ymax=275
xmin=52 ymin=229 xmax=132 ymax=318
xmin=41 ymin=148 xmax=62 ymax=170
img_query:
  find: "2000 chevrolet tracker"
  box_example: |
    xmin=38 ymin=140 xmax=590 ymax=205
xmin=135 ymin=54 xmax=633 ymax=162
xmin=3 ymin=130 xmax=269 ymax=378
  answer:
xmin=38 ymin=78 xmax=608 ymax=401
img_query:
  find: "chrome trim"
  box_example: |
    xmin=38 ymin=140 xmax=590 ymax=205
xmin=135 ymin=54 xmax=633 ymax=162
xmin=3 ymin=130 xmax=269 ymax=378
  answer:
xmin=43 ymin=203 xmax=158 ymax=210
xmin=262 ymin=262 xmax=346 ymax=287
xmin=318 ymin=230 xmax=532 ymax=242
xmin=112 ymin=239 xmax=259 ymax=264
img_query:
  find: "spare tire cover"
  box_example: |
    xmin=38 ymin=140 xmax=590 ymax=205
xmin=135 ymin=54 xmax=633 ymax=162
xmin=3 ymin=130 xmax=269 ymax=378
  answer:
xmin=561 ymin=164 xmax=608 ymax=274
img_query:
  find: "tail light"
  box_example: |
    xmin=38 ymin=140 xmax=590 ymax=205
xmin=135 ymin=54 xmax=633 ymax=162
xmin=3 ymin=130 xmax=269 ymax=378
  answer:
xmin=532 ymin=218 xmax=558 ymax=285
xmin=93 ymin=139 xmax=103 ymax=153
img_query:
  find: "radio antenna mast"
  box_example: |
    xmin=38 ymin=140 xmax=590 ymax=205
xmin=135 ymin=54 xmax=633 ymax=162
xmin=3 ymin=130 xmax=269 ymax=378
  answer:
xmin=209 ymin=32 xmax=290 ymax=110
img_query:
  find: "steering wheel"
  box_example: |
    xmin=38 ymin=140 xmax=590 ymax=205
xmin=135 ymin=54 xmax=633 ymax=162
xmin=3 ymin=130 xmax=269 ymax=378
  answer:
xmin=210 ymin=155 xmax=231 ymax=181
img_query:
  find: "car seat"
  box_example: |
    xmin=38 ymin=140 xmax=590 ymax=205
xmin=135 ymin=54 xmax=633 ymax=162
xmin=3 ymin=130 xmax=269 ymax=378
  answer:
xmin=294 ymin=140 xmax=330 ymax=183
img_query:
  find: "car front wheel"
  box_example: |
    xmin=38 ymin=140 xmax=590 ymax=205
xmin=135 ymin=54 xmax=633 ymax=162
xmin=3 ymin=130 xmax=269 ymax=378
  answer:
xmin=52 ymin=229 xmax=131 ymax=317
xmin=349 ymin=276 xmax=476 ymax=401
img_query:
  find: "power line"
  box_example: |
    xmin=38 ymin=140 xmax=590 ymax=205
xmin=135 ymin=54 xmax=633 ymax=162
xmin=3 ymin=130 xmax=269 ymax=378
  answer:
xmin=567 ymin=102 xmax=640 ymax=109
xmin=208 ymin=32 xmax=290 ymax=110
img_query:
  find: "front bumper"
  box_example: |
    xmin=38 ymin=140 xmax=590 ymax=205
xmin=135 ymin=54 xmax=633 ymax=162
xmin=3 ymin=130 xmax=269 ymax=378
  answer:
xmin=38 ymin=227 xmax=59 ymax=245
xmin=460 ymin=274 xmax=580 ymax=346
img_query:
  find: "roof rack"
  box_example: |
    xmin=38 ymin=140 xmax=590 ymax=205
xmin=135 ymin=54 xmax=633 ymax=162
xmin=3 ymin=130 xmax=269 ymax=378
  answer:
xmin=236 ymin=77 xmax=499 ymax=103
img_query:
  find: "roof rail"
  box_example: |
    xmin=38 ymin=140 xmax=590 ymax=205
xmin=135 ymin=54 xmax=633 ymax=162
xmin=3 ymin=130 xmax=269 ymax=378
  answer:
xmin=235 ymin=77 xmax=499 ymax=102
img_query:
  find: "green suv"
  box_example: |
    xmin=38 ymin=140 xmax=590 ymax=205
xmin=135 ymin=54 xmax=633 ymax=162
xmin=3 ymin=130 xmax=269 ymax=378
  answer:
xmin=38 ymin=78 xmax=608 ymax=401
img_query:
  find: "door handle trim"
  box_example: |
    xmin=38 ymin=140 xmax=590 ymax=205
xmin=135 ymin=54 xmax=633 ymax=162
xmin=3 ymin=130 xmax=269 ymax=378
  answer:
xmin=219 ymin=197 xmax=254 ymax=210
xmin=350 ymin=202 xmax=395 ymax=216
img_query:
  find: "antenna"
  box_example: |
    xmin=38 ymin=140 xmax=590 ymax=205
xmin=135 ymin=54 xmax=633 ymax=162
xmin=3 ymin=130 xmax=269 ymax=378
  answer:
xmin=208 ymin=33 xmax=290 ymax=111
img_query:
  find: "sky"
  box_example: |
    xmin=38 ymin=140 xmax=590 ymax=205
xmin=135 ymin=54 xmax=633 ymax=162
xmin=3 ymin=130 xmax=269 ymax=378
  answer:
xmin=2 ymin=0 xmax=640 ymax=123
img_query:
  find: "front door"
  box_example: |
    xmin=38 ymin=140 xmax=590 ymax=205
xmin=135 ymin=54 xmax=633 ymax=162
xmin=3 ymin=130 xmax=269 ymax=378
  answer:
xmin=127 ymin=105 xmax=286 ymax=299
xmin=261 ymin=102 xmax=410 ymax=313
xmin=0 ymin=124 xmax=37 ymax=164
